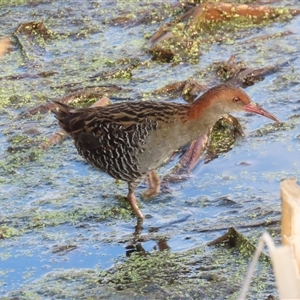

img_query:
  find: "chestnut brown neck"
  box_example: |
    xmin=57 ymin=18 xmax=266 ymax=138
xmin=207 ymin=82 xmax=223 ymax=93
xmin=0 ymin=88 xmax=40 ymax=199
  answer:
xmin=188 ymin=85 xmax=228 ymax=121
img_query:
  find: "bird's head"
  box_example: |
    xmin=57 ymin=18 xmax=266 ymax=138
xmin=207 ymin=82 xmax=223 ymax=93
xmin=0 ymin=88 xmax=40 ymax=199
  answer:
xmin=192 ymin=84 xmax=279 ymax=123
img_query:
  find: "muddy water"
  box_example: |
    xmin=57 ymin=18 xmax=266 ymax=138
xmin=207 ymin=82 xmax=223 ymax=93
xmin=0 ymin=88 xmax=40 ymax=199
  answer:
xmin=0 ymin=1 xmax=300 ymax=299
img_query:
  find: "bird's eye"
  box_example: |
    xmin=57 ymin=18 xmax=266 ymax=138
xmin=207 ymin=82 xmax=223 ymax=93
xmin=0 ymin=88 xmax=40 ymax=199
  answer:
xmin=232 ymin=97 xmax=241 ymax=103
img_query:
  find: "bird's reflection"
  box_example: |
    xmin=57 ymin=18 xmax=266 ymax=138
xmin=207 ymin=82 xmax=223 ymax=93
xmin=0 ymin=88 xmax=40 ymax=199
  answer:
xmin=125 ymin=218 xmax=170 ymax=257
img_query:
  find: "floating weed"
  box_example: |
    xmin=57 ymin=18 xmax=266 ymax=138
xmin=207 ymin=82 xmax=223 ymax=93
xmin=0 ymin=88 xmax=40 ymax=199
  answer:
xmin=0 ymin=225 xmax=21 ymax=239
xmin=1 ymin=202 xmax=134 ymax=239
xmin=0 ymin=0 xmax=298 ymax=298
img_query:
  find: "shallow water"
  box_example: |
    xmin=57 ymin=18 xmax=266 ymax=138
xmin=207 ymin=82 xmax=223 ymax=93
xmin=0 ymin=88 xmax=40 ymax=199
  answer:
xmin=0 ymin=0 xmax=300 ymax=298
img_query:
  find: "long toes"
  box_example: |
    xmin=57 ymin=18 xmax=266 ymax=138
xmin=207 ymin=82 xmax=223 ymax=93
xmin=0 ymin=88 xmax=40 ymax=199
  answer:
xmin=143 ymin=188 xmax=159 ymax=200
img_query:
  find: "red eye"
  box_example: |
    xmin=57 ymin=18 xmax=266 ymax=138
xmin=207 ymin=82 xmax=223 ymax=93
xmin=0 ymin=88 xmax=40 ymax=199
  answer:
xmin=233 ymin=97 xmax=240 ymax=103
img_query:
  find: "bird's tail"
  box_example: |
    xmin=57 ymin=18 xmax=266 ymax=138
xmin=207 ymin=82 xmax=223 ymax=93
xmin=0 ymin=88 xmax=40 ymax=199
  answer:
xmin=51 ymin=101 xmax=74 ymax=134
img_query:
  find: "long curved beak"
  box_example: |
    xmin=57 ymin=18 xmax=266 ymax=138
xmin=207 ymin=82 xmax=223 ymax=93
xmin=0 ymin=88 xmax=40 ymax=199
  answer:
xmin=244 ymin=102 xmax=280 ymax=122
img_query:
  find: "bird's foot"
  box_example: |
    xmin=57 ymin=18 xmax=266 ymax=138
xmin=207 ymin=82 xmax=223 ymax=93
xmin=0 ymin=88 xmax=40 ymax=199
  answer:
xmin=143 ymin=187 xmax=160 ymax=199
xmin=143 ymin=170 xmax=161 ymax=200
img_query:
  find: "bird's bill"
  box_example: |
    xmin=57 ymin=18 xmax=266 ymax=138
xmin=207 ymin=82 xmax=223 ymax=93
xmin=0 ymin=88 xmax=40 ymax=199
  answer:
xmin=244 ymin=102 xmax=280 ymax=122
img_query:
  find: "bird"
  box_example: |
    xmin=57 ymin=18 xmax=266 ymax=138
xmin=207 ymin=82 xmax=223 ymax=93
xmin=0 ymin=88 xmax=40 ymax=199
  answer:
xmin=52 ymin=84 xmax=279 ymax=219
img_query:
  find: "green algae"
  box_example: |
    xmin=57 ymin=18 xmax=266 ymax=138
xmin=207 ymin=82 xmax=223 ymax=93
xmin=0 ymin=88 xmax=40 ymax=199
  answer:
xmin=5 ymin=242 xmax=275 ymax=299
xmin=0 ymin=0 xmax=299 ymax=299
xmin=0 ymin=225 xmax=20 ymax=239
xmin=0 ymin=0 xmax=31 ymax=6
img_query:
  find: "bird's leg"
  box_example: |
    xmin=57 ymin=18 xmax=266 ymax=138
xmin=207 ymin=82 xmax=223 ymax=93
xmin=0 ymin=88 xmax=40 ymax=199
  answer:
xmin=143 ymin=170 xmax=161 ymax=199
xmin=127 ymin=182 xmax=144 ymax=219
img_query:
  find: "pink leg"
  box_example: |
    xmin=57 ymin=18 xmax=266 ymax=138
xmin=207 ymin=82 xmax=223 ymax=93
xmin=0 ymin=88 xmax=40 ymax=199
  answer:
xmin=127 ymin=191 xmax=144 ymax=219
xmin=143 ymin=170 xmax=161 ymax=199
xmin=127 ymin=182 xmax=144 ymax=219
